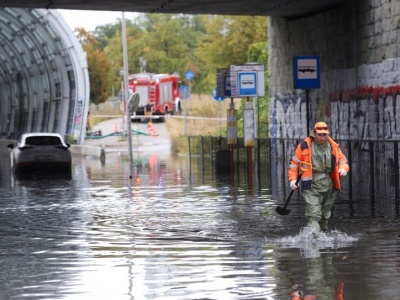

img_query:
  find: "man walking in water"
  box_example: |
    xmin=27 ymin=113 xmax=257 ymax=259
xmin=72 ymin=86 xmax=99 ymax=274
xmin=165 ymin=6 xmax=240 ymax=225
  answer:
xmin=288 ymin=121 xmax=349 ymax=235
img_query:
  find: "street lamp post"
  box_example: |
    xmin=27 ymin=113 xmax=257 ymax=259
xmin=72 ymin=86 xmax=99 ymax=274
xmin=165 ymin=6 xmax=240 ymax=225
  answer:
xmin=122 ymin=12 xmax=132 ymax=177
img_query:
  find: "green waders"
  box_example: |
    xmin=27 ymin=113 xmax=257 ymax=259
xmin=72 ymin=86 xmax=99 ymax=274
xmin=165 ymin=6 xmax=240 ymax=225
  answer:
xmin=303 ymin=177 xmax=336 ymax=232
xmin=301 ymin=131 xmax=337 ymax=234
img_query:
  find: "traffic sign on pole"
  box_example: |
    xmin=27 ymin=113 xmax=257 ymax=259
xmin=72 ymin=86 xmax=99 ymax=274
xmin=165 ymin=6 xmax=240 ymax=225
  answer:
xmin=213 ymin=87 xmax=225 ymax=102
xmin=179 ymin=85 xmax=190 ymax=99
xmin=185 ymin=70 xmax=194 ymax=80
xmin=293 ymin=55 xmax=320 ymax=89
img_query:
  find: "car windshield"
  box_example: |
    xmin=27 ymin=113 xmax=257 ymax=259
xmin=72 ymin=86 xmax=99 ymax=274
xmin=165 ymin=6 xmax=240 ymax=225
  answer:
xmin=25 ymin=136 xmax=62 ymax=146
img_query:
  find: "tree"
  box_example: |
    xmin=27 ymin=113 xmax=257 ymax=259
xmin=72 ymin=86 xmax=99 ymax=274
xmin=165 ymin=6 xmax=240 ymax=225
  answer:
xmin=103 ymin=23 xmax=145 ymax=97
xmin=136 ymin=14 xmax=206 ymax=85
xmin=77 ymin=13 xmax=269 ymax=125
xmin=76 ymin=28 xmax=111 ymax=104
xmin=194 ymin=15 xmax=268 ymax=93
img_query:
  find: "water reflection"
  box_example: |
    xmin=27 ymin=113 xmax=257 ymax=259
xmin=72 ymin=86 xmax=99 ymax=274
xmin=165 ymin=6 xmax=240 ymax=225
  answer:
xmin=0 ymin=149 xmax=400 ymax=299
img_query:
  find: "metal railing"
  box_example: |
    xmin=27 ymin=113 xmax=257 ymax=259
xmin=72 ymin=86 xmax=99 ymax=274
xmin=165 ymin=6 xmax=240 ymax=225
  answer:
xmin=188 ymin=136 xmax=400 ymax=216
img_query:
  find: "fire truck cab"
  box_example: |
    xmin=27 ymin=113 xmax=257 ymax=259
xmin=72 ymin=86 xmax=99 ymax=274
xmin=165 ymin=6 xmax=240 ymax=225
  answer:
xmin=128 ymin=73 xmax=181 ymax=122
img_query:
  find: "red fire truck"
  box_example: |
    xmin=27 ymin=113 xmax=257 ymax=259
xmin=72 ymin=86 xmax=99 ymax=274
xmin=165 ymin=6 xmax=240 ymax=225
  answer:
xmin=128 ymin=73 xmax=181 ymax=121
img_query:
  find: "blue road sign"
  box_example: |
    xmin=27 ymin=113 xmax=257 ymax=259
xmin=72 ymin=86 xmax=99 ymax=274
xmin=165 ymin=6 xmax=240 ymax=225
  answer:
xmin=213 ymin=87 xmax=225 ymax=102
xmin=185 ymin=70 xmax=194 ymax=80
xmin=293 ymin=55 xmax=320 ymax=89
xmin=179 ymin=85 xmax=190 ymax=99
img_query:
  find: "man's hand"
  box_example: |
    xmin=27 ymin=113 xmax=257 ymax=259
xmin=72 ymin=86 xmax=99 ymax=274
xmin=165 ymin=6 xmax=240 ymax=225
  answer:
xmin=338 ymin=169 xmax=347 ymax=177
xmin=290 ymin=180 xmax=299 ymax=191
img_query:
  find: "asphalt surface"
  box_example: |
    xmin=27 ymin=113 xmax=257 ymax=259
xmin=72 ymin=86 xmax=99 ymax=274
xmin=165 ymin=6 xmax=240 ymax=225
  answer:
xmin=84 ymin=117 xmax=171 ymax=154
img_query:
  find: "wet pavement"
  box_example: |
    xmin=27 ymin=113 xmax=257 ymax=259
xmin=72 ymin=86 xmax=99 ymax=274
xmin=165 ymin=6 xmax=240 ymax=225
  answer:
xmin=0 ymin=122 xmax=400 ymax=299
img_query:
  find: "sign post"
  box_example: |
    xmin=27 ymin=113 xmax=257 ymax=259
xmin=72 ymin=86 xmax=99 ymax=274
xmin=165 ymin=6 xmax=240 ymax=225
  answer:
xmin=126 ymin=92 xmax=139 ymax=179
xmin=213 ymin=87 xmax=225 ymax=136
xmin=230 ymin=64 xmax=265 ymax=189
xmin=179 ymin=84 xmax=191 ymax=136
xmin=293 ymin=55 xmax=320 ymax=134
xmin=182 ymin=70 xmax=194 ymax=136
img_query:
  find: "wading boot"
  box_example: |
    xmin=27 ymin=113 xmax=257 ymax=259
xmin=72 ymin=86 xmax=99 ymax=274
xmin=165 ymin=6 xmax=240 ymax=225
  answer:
xmin=306 ymin=220 xmax=321 ymax=238
xmin=319 ymin=219 xmax=329 ymax=233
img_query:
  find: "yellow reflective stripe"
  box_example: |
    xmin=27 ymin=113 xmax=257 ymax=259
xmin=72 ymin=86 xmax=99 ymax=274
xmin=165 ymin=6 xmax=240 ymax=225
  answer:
xmin=289 ymin=163 xmax=298 ymax=169
xmin=301 ymin=176 xmax=313 ymax=181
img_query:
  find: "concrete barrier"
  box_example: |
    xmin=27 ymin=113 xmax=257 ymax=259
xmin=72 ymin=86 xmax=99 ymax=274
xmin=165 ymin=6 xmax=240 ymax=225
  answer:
xmin=70 ymin=145 xmax=105 ymax=161
xmin=0 ymin=139 xmax=16 ymax=148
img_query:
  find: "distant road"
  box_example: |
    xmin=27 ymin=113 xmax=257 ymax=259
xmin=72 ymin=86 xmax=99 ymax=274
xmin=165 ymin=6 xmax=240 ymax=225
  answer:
xmin=84 ymin=118 xmax=171 ymax=154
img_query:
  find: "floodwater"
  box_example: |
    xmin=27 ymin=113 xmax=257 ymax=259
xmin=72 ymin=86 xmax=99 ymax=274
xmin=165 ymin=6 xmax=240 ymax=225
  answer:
xmin=0 ymin=148 xmax=400 ymax=299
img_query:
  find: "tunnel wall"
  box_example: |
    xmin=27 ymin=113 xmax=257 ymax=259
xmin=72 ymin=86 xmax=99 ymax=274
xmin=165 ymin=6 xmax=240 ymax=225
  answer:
xmin=0 ymin=8 xmax=89 ymax=145
xmin=268 ymin=0 xmax=400 ymax=141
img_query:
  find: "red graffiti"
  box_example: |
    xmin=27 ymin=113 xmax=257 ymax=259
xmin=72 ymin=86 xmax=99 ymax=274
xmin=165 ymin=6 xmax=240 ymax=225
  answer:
xmin=331 ymin=85 xmax=400 ymax=102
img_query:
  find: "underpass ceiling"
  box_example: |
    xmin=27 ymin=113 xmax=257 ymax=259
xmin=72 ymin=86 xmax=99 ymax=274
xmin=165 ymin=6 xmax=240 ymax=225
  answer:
xmin=3 ymin=0 xmax=345 ymax=19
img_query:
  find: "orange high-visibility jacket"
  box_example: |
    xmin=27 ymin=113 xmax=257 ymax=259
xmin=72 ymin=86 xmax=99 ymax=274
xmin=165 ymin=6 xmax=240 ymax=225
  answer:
xmin=288 ymin=136 xmax=349 ymax=191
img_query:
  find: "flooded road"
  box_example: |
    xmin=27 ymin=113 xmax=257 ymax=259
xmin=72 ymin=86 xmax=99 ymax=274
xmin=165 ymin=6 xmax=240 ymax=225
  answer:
xmin=0 ymin=147 xmax=400 ymax=299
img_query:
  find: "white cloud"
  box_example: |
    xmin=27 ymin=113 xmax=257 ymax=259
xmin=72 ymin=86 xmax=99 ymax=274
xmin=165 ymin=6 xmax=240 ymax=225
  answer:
xmin=58 ymin=9 xmax=138 ymax=31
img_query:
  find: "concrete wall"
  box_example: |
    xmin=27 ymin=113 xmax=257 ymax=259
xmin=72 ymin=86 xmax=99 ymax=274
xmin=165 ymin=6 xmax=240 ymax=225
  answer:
xmin=70 ymin=145 xmax=105 ymax=159
xmin=0 ymin=139 xmax=16 ymax=149
xmin=269 ymin=0 xmax=400 ymax=140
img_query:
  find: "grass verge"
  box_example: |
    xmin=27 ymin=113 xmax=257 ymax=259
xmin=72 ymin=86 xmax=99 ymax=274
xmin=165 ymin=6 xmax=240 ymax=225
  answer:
xmin=166 ymin=94 xmax=239 ymax=155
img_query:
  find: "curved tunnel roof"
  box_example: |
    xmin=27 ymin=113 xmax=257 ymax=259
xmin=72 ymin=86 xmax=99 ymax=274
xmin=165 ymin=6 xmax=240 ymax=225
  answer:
xmin=0 ymin=8 xmax=89 ymax=144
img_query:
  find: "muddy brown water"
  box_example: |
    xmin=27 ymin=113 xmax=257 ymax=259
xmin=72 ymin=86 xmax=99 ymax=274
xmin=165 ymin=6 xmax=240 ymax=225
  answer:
xmin=0 ymin=146 xmax=399 ymax=299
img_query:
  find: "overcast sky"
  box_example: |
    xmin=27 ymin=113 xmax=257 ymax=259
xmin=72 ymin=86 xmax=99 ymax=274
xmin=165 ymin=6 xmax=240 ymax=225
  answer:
xmin=58 ymin=9 xmax=138 ymax=31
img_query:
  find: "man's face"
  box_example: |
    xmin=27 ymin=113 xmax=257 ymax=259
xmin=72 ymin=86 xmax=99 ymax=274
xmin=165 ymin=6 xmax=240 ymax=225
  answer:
xmin=315 ymin=132 xmax=328 ymax=144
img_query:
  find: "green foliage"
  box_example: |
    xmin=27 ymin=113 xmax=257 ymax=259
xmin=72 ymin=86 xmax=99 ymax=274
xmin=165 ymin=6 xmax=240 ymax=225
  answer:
xmin=76 ymin=28 xmax=111 ymax=105
xmin=78 ymin=13 xmax=269 ymax=135
xmin=67 ymin=134 xmax=76 ymax=145
xmin=194 ymin=16 xmax=268 ymax=92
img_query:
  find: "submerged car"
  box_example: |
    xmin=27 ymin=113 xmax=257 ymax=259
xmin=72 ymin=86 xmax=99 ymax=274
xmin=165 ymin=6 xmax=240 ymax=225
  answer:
xmin=7 ymin=132 xmax=72 ymax=175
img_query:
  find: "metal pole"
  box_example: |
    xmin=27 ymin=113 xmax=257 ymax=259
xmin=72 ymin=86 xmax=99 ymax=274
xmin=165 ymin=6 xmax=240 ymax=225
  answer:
xmin=184 ymin=80 xmax=190 ymax=136
xmin=369 ymin=141 xmax=375 ymax=215
xmin=219 ymin=101 xmax=221 ymax=136
xmin=254 ymin=96 xmax=258 ymax=138
xmin=306 ymin=89 xmax=310 ymax=134
xmin=394 ymin=142 xmax=399 ymax=214
xmin=126 ymin=99 xmax=133 ymax=179
xmin=246 ymin=96 xmax=253 ymax=190
xmin=347 ymin=140 xmax=354 ymax=215
xmin=121 ymin=11 xmax=133 ymax=178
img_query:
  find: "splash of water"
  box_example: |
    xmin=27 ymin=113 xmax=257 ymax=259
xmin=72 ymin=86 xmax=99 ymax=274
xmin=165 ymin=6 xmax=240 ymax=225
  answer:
xmin=275 ymin=227 xmax=360 ymax=258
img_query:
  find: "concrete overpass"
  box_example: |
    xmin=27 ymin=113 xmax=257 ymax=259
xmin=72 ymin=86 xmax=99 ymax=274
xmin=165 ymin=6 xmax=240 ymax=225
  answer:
xmin=0 ymin=1 xmax=345 ymax=145
xmin=2 ymin=1 xmax=345 ymax=19
xmin=2 ymin=0 xmax=400 ymax=144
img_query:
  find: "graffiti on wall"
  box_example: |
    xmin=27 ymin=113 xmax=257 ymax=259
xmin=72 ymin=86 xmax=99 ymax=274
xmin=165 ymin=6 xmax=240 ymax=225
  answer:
xmin=270 ymin=85 xmax=400 ymax=141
